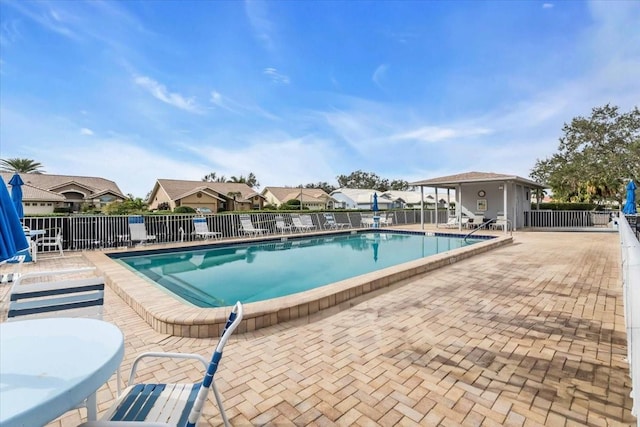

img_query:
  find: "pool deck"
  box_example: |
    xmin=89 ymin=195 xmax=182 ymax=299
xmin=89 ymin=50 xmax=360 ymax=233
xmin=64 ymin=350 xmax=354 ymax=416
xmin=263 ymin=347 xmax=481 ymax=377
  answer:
xmin=1 ymin=226 xmax=635 ymax=426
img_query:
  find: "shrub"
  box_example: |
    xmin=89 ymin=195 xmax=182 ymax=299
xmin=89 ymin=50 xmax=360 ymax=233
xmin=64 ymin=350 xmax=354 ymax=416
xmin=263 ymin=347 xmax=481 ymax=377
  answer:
xmin=157 ymin=202 xmax=170 ymax=211
xmin=174 ymin=206 xmax=196 ymax=213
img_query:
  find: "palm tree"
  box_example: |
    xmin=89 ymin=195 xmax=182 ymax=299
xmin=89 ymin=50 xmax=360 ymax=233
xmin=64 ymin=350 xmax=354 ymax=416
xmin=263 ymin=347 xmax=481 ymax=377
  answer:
xmin=202 ymin=172 xmax=227 ymax=182
xmin=0 ymin=158 xmax=45 ymax=173
xmin=227 ymin=173 xmax=260 ymax=189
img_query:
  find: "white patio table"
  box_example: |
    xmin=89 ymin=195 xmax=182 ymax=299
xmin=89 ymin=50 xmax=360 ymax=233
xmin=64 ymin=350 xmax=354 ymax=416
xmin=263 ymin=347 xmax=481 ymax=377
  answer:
xmin=0 ymin=317 xmax=124 ymax=426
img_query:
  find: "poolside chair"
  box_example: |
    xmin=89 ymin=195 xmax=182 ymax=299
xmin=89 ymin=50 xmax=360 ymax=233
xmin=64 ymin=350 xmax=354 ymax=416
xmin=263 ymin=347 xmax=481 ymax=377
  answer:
xmin=79 ymin=302 xmax=243 ymax=427
xmin=441 ymin=217 xmax=459 ymax=228
xmin=192 ymin=217 xmax=221 ymax=240
xmin=128 ymin=216 xmax=157 ymax=245
xmin=7 ymin=267 xmax=103 ymax=321
xmin=35 ymin=227 xmax=64 ymax=256
xmin=300 ymin=214 xmax=317 ymax=231
xmin=291 ymin=214 xmax=314 ymax=232
xmin=323 ymin=213 xmax=349 ymax=229
xmin=360 ymin=213 xmax=375 ymax=228
xmin=239 ymin=214 xmax=267 ymax=236
xmin=378 ymin=213 xmax=394 ymax=227
xmin=0 ymin=254 xmax=26 ymax=284
xmin=490 ymin=215 xmax=509 ymax=231
xmin=275 ymin=215 xmax=293 ymax=234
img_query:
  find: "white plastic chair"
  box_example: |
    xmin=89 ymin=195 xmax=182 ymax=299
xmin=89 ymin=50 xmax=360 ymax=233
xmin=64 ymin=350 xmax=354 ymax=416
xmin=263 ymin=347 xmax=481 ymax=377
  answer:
xmin=78 ymin=302 xmax=243 ymax=427
xmin=35 ymin=228 xmax=64 ymax=256
xmin=275 ymin=216 xmax=293 ymax=234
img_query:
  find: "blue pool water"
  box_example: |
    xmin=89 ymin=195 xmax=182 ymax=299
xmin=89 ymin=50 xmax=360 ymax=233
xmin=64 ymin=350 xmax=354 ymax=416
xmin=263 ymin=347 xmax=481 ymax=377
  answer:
xmin=113 ymin=231 xmax=483 ymax=307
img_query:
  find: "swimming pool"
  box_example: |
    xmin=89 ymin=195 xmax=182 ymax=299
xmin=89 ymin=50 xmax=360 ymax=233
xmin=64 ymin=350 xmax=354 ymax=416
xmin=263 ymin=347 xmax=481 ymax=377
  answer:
xmin=112 ymin=231 xmax=483 ymax=307
xmin=90 ymin=228 xmax=511 ymax=337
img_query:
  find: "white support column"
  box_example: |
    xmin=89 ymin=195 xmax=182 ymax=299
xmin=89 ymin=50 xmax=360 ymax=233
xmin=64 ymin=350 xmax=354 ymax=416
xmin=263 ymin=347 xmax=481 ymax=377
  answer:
xmin=420 ymin=186 xmax=424 ymax=230
xmin=435 ymin=187 xmax=438 ymax=227
xmin=503 ymin=182 xmax=508 ymax=235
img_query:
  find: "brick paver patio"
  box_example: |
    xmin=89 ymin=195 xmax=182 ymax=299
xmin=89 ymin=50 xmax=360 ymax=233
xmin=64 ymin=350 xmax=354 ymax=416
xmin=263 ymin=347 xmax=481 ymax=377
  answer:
xmin=1 ymin=229 xmax=635 ymax=426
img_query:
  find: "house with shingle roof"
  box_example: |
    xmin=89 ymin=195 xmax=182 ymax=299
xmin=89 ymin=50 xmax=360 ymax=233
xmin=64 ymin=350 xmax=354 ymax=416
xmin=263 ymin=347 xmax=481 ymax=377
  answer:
xmin=1 ymin=172 xmax=126 ymax=214
xmin=261 ymin=187 xmax=335 ymax=210
xmin=147 ymin=179 xmax=265 ymax=213
xmin=329 ymin=188 xmax=397 ymax=210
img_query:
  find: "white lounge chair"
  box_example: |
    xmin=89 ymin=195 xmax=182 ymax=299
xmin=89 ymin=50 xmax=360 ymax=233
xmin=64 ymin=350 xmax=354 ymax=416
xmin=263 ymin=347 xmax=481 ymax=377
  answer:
xmin=291 ymin=214 xmax=314 ymax=232
xmin=441 ymin=217 xmax=460 ymax=228
xmin=78 ymin=302 xmax=243 ymax=427
xmin=239 ymin=214 xmax=267 ymax=236
xmin=323 ymin=213 xmax=349 ymax=229
xmin=0 ymin=254 xmax=26 ymax=284
xmin=300 ymin=215 xmax=316 ymax=230
xmin=192 ymin=217 xmax=221 ymax=240
xmin=128 ymin=216 xmax=157 ymax=245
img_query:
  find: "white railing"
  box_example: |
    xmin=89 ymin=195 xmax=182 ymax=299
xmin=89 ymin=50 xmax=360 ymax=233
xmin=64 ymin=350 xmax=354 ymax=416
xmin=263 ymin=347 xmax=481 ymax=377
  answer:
xmin=618 ymin=214 xmax=640 ymax=423
xmin=524 ymin=210 xmax=616 ymax=229
xmin=20 ymin=209 xmax=451 ymax=254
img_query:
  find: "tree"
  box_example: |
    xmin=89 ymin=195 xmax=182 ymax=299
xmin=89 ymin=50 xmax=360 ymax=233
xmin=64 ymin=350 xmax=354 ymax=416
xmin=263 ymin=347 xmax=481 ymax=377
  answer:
xmin=304 ymin=182 xmax=337 ymax=194
xmin=530 ymin=104 xmax=640 ymax=203
xmin=336 ymin=170 xmax=391 ymax=191
xmin=228 ymin=172 xmax=260 ymax=189
xmin=389 ymin=179 xmax=410 ymax=191
xmin=0 ymin=158 xmax=45 ymax=173
xmin=202 ymin=172 xmax=227 ymax=182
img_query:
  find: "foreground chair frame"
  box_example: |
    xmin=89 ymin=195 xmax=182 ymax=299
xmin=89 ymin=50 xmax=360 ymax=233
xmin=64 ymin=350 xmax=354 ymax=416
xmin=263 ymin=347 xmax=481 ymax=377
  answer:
xmin=80 ymin=302 xmax=243 ymax=427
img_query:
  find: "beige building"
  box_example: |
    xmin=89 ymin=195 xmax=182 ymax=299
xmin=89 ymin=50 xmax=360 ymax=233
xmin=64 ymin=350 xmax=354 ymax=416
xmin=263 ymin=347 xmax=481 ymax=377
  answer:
xmin=147 ymin=179 xmax=264 ymax=213
xmin=1 ymin=172 xmax=125 ymax=214
xmin=261 ymin=187 xmax=334 ymax=210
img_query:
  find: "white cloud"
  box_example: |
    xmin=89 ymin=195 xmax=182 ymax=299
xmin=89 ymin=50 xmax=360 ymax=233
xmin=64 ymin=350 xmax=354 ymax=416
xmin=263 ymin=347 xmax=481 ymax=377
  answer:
xmin=542 ymin=3 xmax=554 ymax=9
xmin=134 ymin=76 xmax=201 ymax=113
xmin=393 ymin=126 xmax=492 ymax=143
xmin=244 ymin=0 xmax=276 ymax=51
xmin=372 ymin=64 xmax=389 ymax=89
xmin=80 ymin=128 xmax=94 ymax=135
xmin=263 ymin=68 xmax=290 ymax=84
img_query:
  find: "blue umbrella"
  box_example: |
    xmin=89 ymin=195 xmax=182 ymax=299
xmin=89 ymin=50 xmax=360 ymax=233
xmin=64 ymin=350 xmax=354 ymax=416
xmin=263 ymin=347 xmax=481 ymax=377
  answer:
xmin=8 ymin=173 xmax=24 ymax=219
xmin=0 ymin=176 xmax=29 ymax=262
xmin=622 ymin=180 xmax=637 ymax=215
xmin=372 ymin=192 xmax=379 ymax=213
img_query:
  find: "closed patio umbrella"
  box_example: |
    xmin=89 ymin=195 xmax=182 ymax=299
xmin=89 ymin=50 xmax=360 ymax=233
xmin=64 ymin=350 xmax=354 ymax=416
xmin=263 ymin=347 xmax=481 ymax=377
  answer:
xmin=8 ymin=173 xmax=24 ymax=219
xmin=0 ymin=176 xmax=29 ymax=262
xmin=622 ymin=180 xmax=637 ymax=215
xmin=372 ymin=192 xmax=379 ymax=213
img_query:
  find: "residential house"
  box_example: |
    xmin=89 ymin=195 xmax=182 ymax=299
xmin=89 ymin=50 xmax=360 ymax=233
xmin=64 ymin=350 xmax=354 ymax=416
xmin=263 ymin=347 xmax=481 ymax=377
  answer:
xmin=329 ymin=188 xmax=396 ymax=210
xmin=261 ymin=187 xmax=334 ymax=210
xmin=1 ymin=172 xmax=126 ymax=214
xmin=147 ymin=179 xmax=264 ymax=213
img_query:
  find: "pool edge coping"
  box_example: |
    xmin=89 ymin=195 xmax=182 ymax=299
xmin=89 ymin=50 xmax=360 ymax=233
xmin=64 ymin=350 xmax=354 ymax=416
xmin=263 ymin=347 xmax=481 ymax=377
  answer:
xmin=84 ymin=231 xmax=513 ymax=337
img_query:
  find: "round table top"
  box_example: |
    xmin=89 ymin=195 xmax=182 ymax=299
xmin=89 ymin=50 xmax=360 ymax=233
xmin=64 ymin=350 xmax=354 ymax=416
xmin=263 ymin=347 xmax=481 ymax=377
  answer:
xmin=0 ymin=317 xmax=124 ymax=426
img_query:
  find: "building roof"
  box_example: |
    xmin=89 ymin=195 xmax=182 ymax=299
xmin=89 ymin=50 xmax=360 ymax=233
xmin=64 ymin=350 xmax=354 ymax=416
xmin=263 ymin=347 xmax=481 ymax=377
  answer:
xmin=156 ymin=179 xmax=262 ymax=203
xmin=1 ymin=172 xmax=125 ymax=200
xmin=330 ymin=188 xmax=395 ymax=205
xmin=263 ymin=186 xmax=331 ymax=204
xmin=20 ymin=183 xmax=66 ymax=202
xmin=382 ymin=190 xmax=451 ymax=204
xmin=409 ymin=171 xmax=545 ymax=189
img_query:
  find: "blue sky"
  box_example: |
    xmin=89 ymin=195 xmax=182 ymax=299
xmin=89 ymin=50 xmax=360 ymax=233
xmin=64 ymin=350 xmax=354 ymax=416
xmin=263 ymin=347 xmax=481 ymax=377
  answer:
xmin=1 ymin=0 xmax=638 ymax=197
